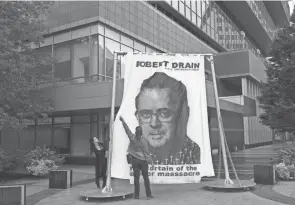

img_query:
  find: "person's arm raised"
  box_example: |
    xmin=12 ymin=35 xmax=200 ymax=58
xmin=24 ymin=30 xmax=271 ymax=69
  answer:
xmin=119 ymin=116 xmax=134 ymax=140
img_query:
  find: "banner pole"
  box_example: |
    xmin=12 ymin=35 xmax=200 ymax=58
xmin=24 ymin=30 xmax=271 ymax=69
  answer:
xmin=103 ymin=51 xmax=127 ymax=193
xmin=208 ymin=56 xmax=233 ymax=185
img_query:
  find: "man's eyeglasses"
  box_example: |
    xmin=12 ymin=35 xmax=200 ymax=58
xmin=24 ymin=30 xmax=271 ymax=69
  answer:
xmin=136 ymin=108 xmax=174 ymax=123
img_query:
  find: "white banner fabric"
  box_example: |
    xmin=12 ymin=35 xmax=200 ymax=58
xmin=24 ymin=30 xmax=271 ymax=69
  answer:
xmin=111 ymin=53 xmax=214 ymax=184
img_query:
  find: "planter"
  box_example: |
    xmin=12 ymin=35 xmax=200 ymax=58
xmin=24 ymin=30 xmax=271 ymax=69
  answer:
xmin=254 ymin=165 xmax=276 ymax=185
xmin=49 ymin=170 xmax=72 ymax=189
xmin=0 ymin=184 xmax=26 ymax=205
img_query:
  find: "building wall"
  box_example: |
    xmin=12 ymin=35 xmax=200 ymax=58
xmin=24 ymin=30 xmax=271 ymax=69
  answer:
xmin=209 ymin=108 xmax=244 ymax=150
xmin=0 ymin=1 xmax=273 ymax=156
xmin=44 ymin=1 xmax=216 ymax=54
xmin=242 ymin=77 xmax=272 ymax=145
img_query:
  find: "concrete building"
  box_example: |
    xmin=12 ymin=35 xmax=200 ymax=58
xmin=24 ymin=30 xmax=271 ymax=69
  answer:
xmin=0 ymin=1 xmax=290 ymax=164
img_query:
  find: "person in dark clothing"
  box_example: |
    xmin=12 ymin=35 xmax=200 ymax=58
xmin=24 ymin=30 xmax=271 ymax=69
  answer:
xmin=119 ymin=116 xmax=154 ymax=200
xmin=90 ymin=137 xmax=107 ymax=188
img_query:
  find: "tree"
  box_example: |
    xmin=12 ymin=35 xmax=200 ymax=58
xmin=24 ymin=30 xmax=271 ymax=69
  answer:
xmin=0 ymin=1 xmax=54 ymax=139
xmin=258 ymin=8 xmax=295 ymax=133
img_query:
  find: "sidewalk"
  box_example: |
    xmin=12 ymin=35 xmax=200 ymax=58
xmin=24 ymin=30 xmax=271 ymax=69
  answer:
xmin=26 ymin=165 xmax=294 ymax=205
xmin=2 ymin=143 xmax=295 ymax=205
xmin=32 ymin=178 xmax=290 ymax=205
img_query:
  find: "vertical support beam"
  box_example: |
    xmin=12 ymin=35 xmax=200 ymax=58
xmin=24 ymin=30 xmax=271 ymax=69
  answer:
xmin=51 ymin=116 xmax=54 ymax=150
xmin=242 ymin=77 xmax=249 ymax=146
xmin=104 ymin=52 xmax=119 ymax=193
xmin=51 ymin=44 xmax=56 ymax=86
xmin=90 ymin=112 xmax=93 ymax=156
xmin=90 ymin=113 xmax=94 ymax=138
xmin=88 ymin=35 xmax=91 ymax=82
xmin=34 ymin=119 xmax=37 ymax=148
xmin=103 ymin=51 xmax=127 ymax=194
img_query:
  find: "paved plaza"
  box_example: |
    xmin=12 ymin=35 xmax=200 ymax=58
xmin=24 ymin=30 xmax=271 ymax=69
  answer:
xmin=1 ymin=143 xmax=295 ymax=205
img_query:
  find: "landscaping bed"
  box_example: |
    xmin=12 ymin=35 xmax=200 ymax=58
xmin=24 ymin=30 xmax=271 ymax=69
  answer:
xmin=0 ymin=147 xmax=64 ymax=184
xmin=272 ymin=147 xmax=295 ymax=181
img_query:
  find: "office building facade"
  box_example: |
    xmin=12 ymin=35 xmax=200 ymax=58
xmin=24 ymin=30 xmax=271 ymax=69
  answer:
xmin=0 ymin=1 xmax=290 ymax=163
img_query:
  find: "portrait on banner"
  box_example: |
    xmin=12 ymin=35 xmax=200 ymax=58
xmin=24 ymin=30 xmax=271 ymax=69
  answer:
xmin=133 ymin=72 xmax=200 ymax=165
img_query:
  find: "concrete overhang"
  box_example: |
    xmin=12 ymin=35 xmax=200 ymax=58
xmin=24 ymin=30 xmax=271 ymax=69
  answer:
xmin=219 ymin=96 xmax=256 ymax=117
xmin=264 ymin=1 xmax=290 ymax=27
xmin=213 ymin=50 xmax=267 ymax=83
xmin=42 ymin=79 xmax=256 ymax=117
xmin=220 ymin=1 xmax=273 ymax=55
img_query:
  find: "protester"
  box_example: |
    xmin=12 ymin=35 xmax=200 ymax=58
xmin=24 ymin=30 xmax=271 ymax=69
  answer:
xmin=90 ymin=137 xmax=107 ymax=188
xmin=120 ymin=116 xmax=154 ymax=200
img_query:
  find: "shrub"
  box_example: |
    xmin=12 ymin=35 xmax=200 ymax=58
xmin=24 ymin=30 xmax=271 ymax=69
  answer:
xmin=272 ymin=147 xmax=295 ymax=180
xmin=271 ymin=147 xmax=295 ymax=166
xmin=23 ymin=146 xmax=64 ymax=176
xmin=0 ymin=149 xmax=16 ymax=172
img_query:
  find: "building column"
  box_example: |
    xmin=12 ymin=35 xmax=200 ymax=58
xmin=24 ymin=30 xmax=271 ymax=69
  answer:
xmin=242 ymin=77 xmax=249 ymax=146
xmin=51 ymin=116 xmax=55 ymax=149
xmin=34 ymin=119 xmax=37 ymax=148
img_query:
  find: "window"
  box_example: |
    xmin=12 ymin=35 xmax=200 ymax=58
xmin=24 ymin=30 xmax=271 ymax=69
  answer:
xmin=71 ymin=37 xmax=90 ymax=83
xmin=120 ymin=45 xmax=133 ymax=78
xmin=54 ymin=42 xmax=71 ymax=81
xmin=30 ymin=46 xmax=52 ymax=83
xmin=105 ymin=28 xmax=120 ymax=41
xmin=36 ymin=117 xmax=52 ymax=149
xmin=105 ymin=38 xmax=120 ymax=80
xmin=192 ymin=12 xmax=196 ymax=24
xmin=134 ymin=41 xmax=145 ymax=52
xmin=191 ymin=0 xmax=196 ymax=12
xmin=89 ymin=35 xmax=99 ymax=81
xmin=196 ymin=0 xmax=202 ymax=17
xmin=185 ymin=6 xmax=191 ymax=20
xmin=98 ymin=35 xmax=105 ymax=81
xmin=210 ymin=4 xmax=215 ymax=29
xmin=54 ymin=117 xmax=71 ymax=154
xmin=121 ymin=35 xmax=133 ymax=47
xmin=179 ymin=1 xmax=185 ymax=15
xmin=172 ymin=0 xmax=178 ymax=10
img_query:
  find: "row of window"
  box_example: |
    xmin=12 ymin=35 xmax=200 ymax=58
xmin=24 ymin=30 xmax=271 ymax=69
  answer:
xmin=35 ymin=19 xmax=215 ymax=86
xmin=35 ymin=26 xmax=160 ymax=85
xmin=18 ymin=113 xmax=112 ymax=155
xmin=164 ymin=0 xmax=261 ymax=55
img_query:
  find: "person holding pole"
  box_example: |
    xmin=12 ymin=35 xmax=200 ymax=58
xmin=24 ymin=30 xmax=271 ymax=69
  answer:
xmin=119 ymin=116 xmax=154 ymax=200
xmin=90 ymin=137 xmax=107 ymax=188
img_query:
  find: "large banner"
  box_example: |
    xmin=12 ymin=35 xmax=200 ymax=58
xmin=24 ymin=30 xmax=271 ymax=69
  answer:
xmin=111 ymin=53 xmax=214 ymax=184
